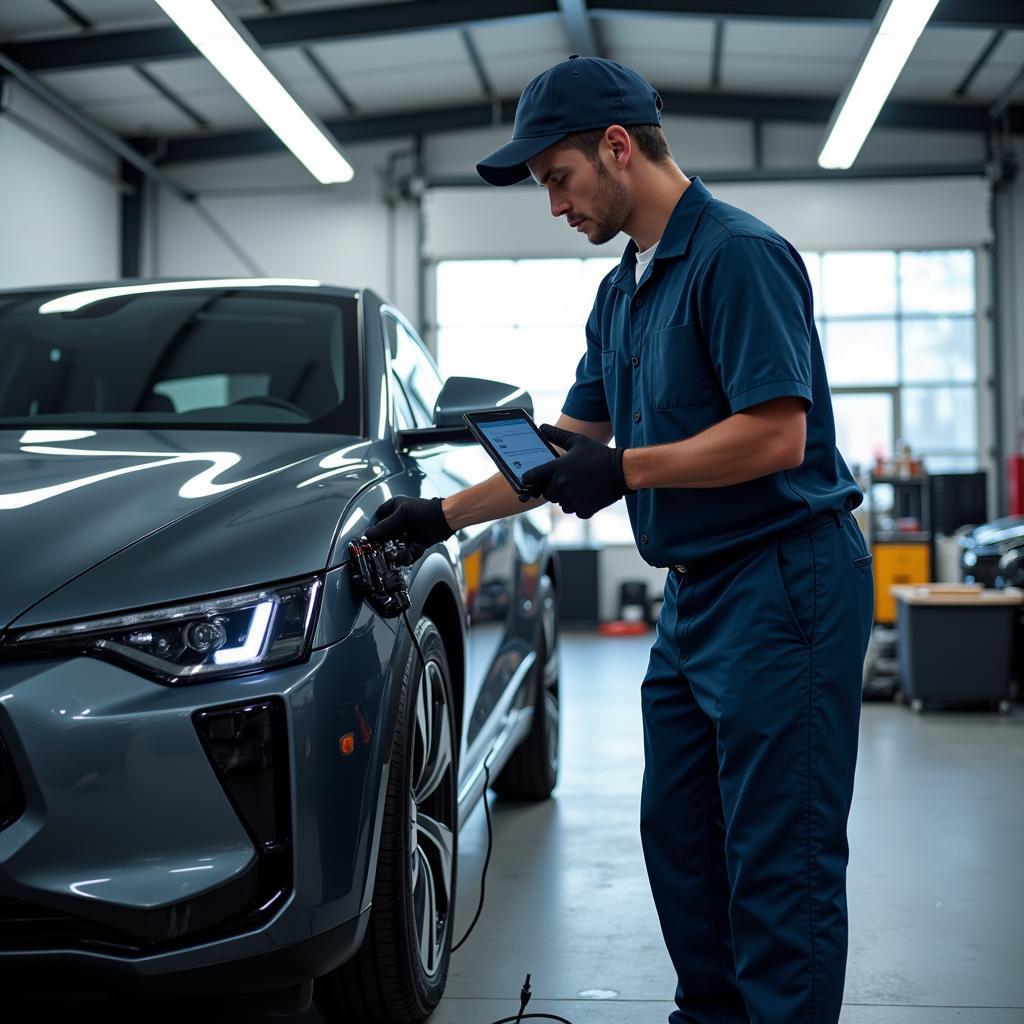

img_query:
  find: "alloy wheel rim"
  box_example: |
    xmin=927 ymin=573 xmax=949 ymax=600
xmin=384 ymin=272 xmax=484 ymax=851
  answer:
xmin=409 ymin=657 xmax=455 ymax=978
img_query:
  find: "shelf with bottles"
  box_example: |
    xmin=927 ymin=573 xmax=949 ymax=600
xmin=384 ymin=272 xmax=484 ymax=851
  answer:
xmin=863 ymin=441 xmax=931 ymax=546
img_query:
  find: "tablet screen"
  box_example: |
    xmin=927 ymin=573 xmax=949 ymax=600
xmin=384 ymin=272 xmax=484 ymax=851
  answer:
xmin=476 ymin=417 xmax=556 ymax=481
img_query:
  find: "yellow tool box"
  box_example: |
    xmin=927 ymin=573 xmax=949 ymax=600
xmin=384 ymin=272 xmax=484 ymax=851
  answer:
xmin=872 ymin=542 xmax=930 ymax=624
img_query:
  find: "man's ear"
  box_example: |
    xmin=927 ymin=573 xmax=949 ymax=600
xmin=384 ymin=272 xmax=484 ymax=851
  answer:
xmin=604 ymin=125 xmax=632 ymax=170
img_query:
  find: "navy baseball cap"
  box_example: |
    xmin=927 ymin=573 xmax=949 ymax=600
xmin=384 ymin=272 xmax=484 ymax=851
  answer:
xmin=476 ymin=55 xmax=663 ymax=186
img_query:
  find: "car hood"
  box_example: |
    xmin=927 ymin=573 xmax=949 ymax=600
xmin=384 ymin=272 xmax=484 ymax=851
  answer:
xmin=0 ymin=428 xmax=390 ymax=629
xmin=962 ymin=514 xmax=1024 ymax=550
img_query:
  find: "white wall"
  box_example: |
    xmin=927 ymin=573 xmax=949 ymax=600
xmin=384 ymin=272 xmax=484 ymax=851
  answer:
xmin=0 ymin=82 xmax=121 ymax=287
xmin=424 ymin=174 xmax=989 ymax=260
xmin=146 ymin=139 xmax=421 ymax=317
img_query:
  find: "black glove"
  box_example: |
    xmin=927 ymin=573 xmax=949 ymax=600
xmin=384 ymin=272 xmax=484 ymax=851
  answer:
xmin=520 ymin=425 xmax=633 ymax=519
xmin=364 ymin=496 xmax=453 ymax=565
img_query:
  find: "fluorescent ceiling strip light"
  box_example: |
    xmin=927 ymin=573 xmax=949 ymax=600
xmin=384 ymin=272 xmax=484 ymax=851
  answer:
xmin=40 ymin=278 xmax=321 ymax=314
xmin=153 ymin=0 xmax=354 ymax=184
xmin=818 ymin=0 xmax=940 ymax=170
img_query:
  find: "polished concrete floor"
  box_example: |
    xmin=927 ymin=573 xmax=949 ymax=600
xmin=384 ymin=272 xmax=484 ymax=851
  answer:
xmin=423 ymin=634 xmax=1024 ymax=1024
xmin=8 ymin=633 xmax=1023 ymax=1023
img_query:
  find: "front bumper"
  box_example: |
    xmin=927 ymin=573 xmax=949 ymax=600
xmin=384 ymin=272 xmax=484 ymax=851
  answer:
xmin=0 ymin=605 xmax=399 ymax=994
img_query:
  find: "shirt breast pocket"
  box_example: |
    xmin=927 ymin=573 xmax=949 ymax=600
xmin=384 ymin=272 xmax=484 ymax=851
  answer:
xmin=645 ymin=322 xmax=714 ymax=409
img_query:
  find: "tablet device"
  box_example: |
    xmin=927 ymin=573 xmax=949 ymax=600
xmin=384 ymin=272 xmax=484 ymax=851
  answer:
xmin=463 ymin=408 xmax=560 ymax=495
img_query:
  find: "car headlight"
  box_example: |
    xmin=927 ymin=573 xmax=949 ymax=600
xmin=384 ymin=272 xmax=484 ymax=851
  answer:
xmin=6 ymin=577 xmax=321 ymax=685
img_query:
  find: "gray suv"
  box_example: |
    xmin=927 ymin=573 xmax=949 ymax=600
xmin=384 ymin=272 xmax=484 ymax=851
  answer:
xmin=0 ymin=280 xmax=560 ymax=1021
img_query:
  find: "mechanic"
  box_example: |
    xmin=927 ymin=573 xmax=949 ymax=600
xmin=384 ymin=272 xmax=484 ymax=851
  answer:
xmin=366 ymin=56 xmax=875 ymax=1024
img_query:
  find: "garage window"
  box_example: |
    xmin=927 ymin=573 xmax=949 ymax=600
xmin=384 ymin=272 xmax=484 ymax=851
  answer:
xmin=802 ymin=248 xmax=978 ymax=474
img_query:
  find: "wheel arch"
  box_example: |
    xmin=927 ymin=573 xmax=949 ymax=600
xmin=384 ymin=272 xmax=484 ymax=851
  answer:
xmin=421 ymin=581 xmax=465 ymax=766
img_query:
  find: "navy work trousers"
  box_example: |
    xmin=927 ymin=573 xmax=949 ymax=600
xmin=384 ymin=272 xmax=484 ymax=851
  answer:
xmin=640 ymin=511 xmax=874 ymax=1024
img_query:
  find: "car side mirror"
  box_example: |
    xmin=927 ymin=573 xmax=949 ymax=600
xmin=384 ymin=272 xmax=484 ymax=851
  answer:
xmin=399 ymin=376 xmax=535 ymax=447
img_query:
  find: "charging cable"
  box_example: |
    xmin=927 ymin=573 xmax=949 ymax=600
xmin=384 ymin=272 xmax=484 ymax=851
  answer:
xmin=399 ymin=609 xmax=576 ymax=1024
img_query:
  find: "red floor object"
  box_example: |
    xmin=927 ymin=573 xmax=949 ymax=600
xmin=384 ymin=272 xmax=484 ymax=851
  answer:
xmin=597 ymin=621 xmax=650 ymax=635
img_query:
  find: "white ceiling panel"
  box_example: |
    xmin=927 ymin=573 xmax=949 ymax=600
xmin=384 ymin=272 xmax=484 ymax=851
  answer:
xmin=338 ymin=63 xmax=483 ymax=114
xmin=313 ymin=27 xmax=466 ymax=76
xmin=312 ymin=28 xmax=480 ymax=112
xmin=38 ymin=65 xmax=149 ymax=105
xmin=910 ymin=25 xmax=993 ymax=63
xmin=888 ymin=64 xmax=970 ymax=101
xmin=469 ymin=16 xmax=565 ymax=61
xmin=483 ymin=49 xmax=574 ymax=96
xmin=260 ymin=0 xmax=415 ymax=8
xmin=37 ymin=66 xmax=199 ymax=134
xmin=0 ymin=1 xmax=79 ymax=40
xmin=987 ymin=28 xmax=1024 ymax=66
xmin=136 ymin=55 xmax=261 ymax=128
xmin=78 ymin=95 xmax=199 ymax=135
xmin=721 ymin=58 xmax=855 ymax=97
xmin=888 ymin=25 xmax=992 ymax=100
xmin=264 ymin=47 xmax=350 ymax=118
xmin=600 ymin=14 xmax=715 ymax=58
xmin=965 ymin=31 xmax=1024 ymax=101
xmin=726 ymin=18 xmax=870 ymax=61
xmin=468 ymin=17 xmax=568 ymax=95
xmin=72 ymin=0 xmax=262 ymax=31
xmin=611 ymin=47 xmax=713 ymax=91
xmin=600 ymin=15 xmax=715 ymax=90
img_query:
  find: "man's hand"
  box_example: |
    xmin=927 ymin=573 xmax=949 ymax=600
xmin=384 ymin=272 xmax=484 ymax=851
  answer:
xmin=520 ymin=425 xmax=633 ymax=519
xmin=364 ymin=496 xmax=454 ymax=565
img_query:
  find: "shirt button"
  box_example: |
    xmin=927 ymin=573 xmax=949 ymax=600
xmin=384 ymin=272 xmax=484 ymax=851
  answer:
xmin=633 ymin=411 xmax=641 ymax=423
xmin=633 ymin=297 xmax=644 ymax=308
xmin=640 ymin=534 xmax=649 ymax=544
xmin=631 ymin=355 xmax=640 ymax=367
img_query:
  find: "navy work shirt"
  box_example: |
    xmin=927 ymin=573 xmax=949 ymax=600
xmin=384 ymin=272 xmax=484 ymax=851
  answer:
xmin=562 ymin=177 xmax=861 ymax=567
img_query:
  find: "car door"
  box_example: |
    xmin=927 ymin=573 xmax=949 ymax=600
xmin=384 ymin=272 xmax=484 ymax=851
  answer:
xmin=380 ymin=310 xmax=526 ymax=781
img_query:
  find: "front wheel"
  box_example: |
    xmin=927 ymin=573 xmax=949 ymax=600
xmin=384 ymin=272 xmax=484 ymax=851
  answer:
xmin=491 ymin=575 xmax=559 ymax=800
xmin=315 ymin=616 xmax=458 ymax=1024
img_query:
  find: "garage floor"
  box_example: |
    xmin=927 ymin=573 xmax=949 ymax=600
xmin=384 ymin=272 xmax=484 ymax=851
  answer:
xmin=9 ymin=633 xmax=1022 ymax=1024
xmin=422 ymin=633 xmax=1024 ymax=1024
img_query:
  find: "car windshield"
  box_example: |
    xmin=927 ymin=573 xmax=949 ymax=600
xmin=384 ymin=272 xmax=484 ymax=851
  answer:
xmin=0 ymin=285 xmax=361 ymax=433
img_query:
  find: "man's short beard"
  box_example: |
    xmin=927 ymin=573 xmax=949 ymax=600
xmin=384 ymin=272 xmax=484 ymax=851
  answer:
xmin=586 ymin=158 xmax=630 ymax=246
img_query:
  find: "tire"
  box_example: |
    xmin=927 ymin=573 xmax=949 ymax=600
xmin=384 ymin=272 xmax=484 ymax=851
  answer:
xmin=490 ymin=575 xmax=559 ymax=801
xmin=315 ymin=616 xmax=458 ymax=1024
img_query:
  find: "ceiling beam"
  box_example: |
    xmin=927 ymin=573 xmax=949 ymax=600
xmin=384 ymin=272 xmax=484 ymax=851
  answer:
xmin=460 ymin=28 xmax=495 ymax=99
xmin=557 ymin=0 xmax=603 ymax=57
xmin=709 ymin=19 xmax=724 ymax=89
xmin=2 ymin=0 xmax=559 ymax=73
xmin=954 ymin=30 xmax=1005 ymax=98
xmin=8 ymin=0 xmax=1023 ymax=74
xmin=589 ymin=0 xmax=1024 ymax=29
xmin=148 ymin=89 xmax=1022 ymax=166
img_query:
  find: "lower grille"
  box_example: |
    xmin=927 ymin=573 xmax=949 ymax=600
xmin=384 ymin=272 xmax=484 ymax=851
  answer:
xmin=0 ymin=897 xmax=140 ymax=955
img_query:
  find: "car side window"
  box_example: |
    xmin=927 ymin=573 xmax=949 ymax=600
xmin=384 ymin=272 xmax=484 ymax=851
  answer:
xmin=389 ymin=316 xmax=442 ymax=429
xmin=391 ymin=373 xmax=417 ymax=431
xmin=380 ymin=314 xmax=414 ymax=432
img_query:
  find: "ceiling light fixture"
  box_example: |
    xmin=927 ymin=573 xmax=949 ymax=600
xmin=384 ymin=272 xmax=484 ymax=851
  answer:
xmin=818 ymin=0 xmax=940 ymax=170
xmin=152 ymin=0 xmax=354 ymax=184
